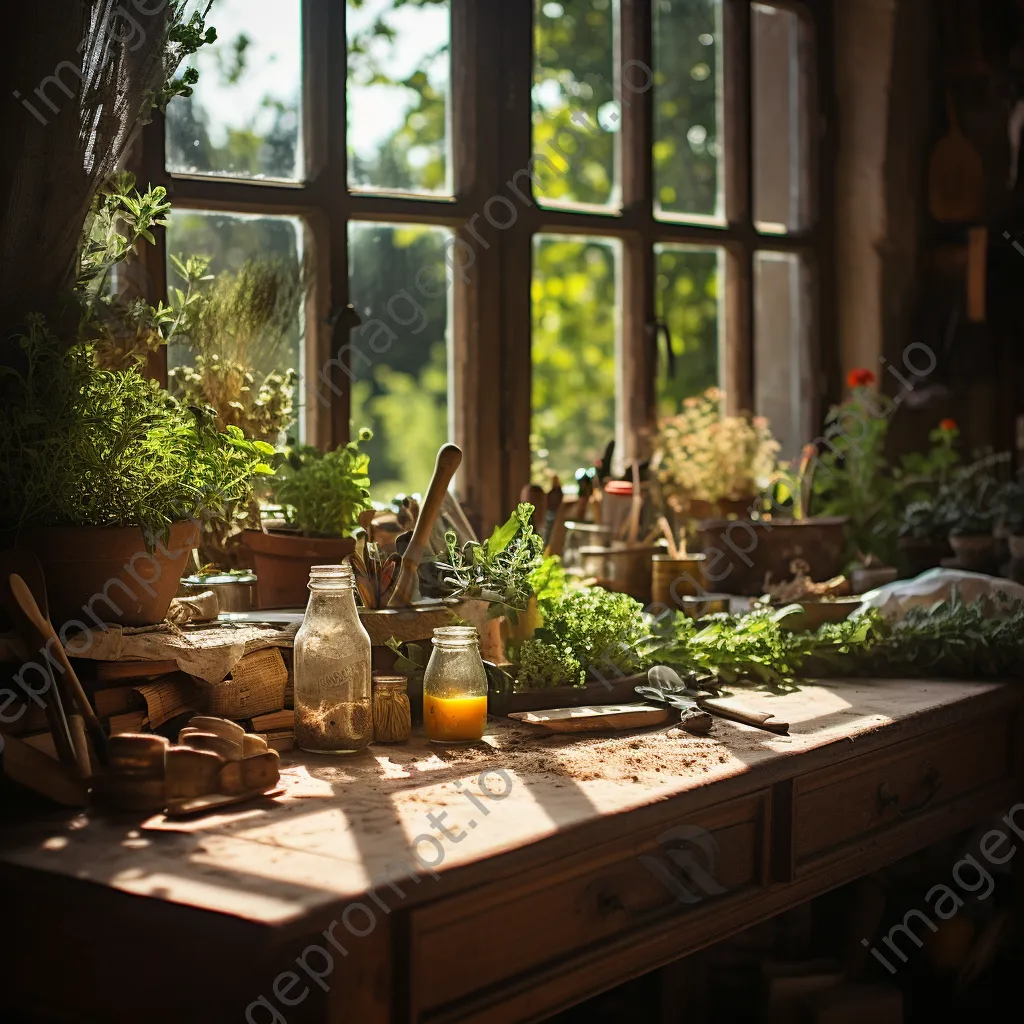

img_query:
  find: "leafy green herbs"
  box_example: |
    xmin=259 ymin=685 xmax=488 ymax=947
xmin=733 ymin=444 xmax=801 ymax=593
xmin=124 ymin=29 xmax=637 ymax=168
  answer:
xmin=807 ymin=593 xmax=1024 ymax=679
xmin=530 ymin=587 xmax=652 ymax=684
xmin=510 ymin=577 xmax=1024 ymax=693
xmin=0 ymin=319 xmax=274 ymax=539
xmin=270 ymin=431 xmax=374 ymax=538
xmin=652 ymin=604 xmax=809 ymax=692
xmin=435 ymin=503 xmax=544 ymax=619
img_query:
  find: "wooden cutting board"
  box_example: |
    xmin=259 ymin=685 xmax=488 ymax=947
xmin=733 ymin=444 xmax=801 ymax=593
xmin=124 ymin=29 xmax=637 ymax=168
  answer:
xmin=507 ymin=704 xmax=671 ymax=733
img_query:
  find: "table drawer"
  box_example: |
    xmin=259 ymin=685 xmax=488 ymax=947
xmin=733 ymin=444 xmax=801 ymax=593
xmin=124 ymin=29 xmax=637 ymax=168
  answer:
xmin=793 ymin=712 xmax=1014 ymax=866
xmin=410 ymin=790 xmax=770 ymax=1021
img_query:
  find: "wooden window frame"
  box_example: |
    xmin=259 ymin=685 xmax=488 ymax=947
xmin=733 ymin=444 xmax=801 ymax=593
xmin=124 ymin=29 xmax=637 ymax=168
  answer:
xmin=130 ymin=0 xmax=831 ymax=533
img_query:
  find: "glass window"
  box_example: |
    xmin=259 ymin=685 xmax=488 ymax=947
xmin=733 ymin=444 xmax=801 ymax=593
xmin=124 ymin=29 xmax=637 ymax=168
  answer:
xmin=532 ymin=234 xmax=621 ymax=479
xmin=654 ymin=0 xmax=723 ymax=222
xmin=532 ymin=0 xmax=620 ymax=210
xmin=164 ymin=210 xmax=306 ymax=442
xmin=347 ymin=0 xmax=452 ymax=195
xmin=655 ymin=245 xmax=723 ymax=416
xmin=347 ymin=222 xmax=453 ymax=501
xmin=754 ymin=251 xmax=811 ymax=459
xmin=165 ymin=0 xmax=303 ymax=181
xmin=752 ymin=4 xmax=807 ymax=232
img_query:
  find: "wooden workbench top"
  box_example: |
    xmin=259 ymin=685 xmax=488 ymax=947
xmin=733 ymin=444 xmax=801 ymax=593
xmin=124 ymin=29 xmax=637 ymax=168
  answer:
xmin=0 ymin=679 xmax=1015 ymax=934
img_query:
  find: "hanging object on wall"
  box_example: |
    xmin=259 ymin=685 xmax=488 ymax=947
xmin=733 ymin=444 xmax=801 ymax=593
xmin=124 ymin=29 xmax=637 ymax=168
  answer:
xmin=966 ymin=226 xmax=988 ymax=322
xmin=928 ymin=91 xmax=984 ymax=223
xmin=1006 ymin=98 xmax=1024 ymax=189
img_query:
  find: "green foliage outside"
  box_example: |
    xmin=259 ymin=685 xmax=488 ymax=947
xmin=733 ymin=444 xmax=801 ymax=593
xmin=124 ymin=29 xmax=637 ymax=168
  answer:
xmin=165 ymin=0 xmax=725 ymax=494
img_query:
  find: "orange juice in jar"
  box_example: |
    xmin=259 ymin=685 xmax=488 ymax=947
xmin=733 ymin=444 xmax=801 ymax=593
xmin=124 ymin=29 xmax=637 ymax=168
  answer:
xmin=422 ymin=626 xmax=488 ymax=744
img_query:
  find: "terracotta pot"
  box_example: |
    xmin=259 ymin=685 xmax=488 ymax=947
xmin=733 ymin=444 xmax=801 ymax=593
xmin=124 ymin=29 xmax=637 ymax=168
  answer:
xmin=245 ymin=529 xmax=355 ymax=609
xmin=17 ymin=521 xmax=199 ymax=628
xmin=898 ymin=536 xmax=952 ymax=577
xmin=695 ymin=516 xmax=849 ymax=596
xmin=948 ymin=533 xmax=996 ymax=572
xmin=451 ymin=599 xmax=506 ymax=664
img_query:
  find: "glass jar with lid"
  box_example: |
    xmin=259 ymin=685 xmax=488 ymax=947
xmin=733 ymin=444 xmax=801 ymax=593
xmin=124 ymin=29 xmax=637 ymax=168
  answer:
xmin=422 ymin=626 xmax=488 ymax=744
xmin=293 ymin=563 xmax=373 ymax=753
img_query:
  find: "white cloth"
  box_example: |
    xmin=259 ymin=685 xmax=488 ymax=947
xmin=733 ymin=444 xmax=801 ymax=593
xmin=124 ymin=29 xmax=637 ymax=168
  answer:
xmin=853 ymin=568 xmax=1024 ymax=621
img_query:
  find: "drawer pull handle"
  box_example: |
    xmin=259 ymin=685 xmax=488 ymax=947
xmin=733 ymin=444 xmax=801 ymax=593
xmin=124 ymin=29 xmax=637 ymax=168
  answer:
xmin=877 ymin=766 xmax=941 ymax=817
xmin=595 ymin=890 xmax=625 ymax=918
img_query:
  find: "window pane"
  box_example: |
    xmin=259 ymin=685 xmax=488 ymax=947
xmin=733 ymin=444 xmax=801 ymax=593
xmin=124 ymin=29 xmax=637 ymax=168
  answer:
xmin=655 ymin=245 xmax=723 ymax=416
xmin=347 ymin=0 xmax=451 ymax=195
xmin=654 ymin=0 xmax=723 ymax=222
xmin=533 ymin=0 xmax=619 ymax=210
xmin=754 ymin=252 xmax=812 ymax=459
xmin=532 ymin=235 xmax=621 ymax=479
xmin=753 ymin=4 xmax=807 ymax=232
xmin=348 ymin=223 xmax=453 ymax=500
xmin=165 ymin=0 xmax=303 ymax=181
xmin=165 ymin=210 xmax=305 ymax=443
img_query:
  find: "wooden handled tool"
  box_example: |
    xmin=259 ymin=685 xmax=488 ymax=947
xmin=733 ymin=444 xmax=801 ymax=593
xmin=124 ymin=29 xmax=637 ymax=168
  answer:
xmin=9 ymin=573 xmax=109 ymax=766
xmin=698 ymin=697 xmax=789 ymax=735
xmin=0 ymin=556 xmax=79 ymax=774
xmin=389 ymin=444 xmax=464 ymax=607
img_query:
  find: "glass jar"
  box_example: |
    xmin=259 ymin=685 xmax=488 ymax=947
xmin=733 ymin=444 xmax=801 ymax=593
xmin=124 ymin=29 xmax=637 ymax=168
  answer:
xmin=372 ymin=675 xmax=411 ymax=743
xmin=422 ymin=626 xmax=488 ymax=744
xmin=293 ymin=564 xmax=373 ymax=753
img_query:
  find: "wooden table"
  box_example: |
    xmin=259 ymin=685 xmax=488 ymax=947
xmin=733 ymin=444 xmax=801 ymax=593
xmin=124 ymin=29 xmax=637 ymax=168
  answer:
xmin=2 ymin=679 xmax=1021 ymax=1024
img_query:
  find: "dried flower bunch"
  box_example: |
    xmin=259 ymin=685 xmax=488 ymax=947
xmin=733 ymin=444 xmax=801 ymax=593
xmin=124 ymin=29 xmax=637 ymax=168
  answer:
xmin=654 ymin=387 xmax=779 ymax=507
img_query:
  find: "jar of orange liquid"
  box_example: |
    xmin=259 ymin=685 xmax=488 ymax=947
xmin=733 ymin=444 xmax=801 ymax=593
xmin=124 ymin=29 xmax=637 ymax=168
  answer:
xmin=422 ymin=626 xmax=488 ymax=744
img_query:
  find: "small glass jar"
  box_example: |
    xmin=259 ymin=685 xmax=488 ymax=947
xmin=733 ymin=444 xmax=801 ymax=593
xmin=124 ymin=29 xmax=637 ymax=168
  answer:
xmin=372 ymin=675 xmax=412 ymax=743
xmin=293 ymin=564 xmax=373 ymax=754
xmin=422 ymin=626 xmax=488 ymax=744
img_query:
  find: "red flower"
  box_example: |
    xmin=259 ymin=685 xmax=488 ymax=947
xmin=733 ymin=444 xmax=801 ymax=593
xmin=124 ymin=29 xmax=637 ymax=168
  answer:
xmin=846 ymin=367 xmax=876 ymax=389
xmin=939 ymin=418 xmax=958 ymax=431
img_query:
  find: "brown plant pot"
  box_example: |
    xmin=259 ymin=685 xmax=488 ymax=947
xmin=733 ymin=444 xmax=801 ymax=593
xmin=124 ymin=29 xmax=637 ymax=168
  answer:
xmin=947 ymin=533 xmax=996 ymax=572
xmin=898 ymin=536 xmax=953 ymax=577
xmin=245 ymin=529 xmax=356 ymax=609
xmin=651 ymin=553 xmax=707 ymax=609
xmin=17 ymin=521 xmax=199 ymax=628
xmin=578 ymin=544 xmax=659 ymax=603
xmin=687 ymin=496 xmax=758 ymax=521
xmin=695 ymin=516 xmax=849 ymax=596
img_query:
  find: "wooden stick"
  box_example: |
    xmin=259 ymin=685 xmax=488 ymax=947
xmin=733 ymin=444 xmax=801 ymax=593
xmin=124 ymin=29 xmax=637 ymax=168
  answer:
xmin=9 ymin=573 xmax=108 ymax=767
xmin=657 ymin=515 xmax=680 ymax=559
xmin=389 ymin=445 xmax=464 ymax=607
xmin=626 ymin=462 xmax=642 ymax=543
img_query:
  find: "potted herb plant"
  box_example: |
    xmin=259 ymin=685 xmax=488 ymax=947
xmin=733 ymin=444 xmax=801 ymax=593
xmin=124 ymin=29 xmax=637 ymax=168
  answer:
xmin=433 ymin=503 xmax=545 ymax=663
xmin=691 ymin=442 xmax=849 ymax=596
xmin=246 ymin=432 xmax=374 ymax=608
xmin=947 ymin=506 xmax=997 ymax=571
xmin=898 ymin=499 xmax=955 ymax=576
xmin=167 ymin=256 xmax=305 ymax=569
xmin=1 ymin=319 xmax=274 ymax=627
xmin=653 ymin=387 xmax=779 ymax=521
xmin=1 ymin=173 xmax=275 ymax=628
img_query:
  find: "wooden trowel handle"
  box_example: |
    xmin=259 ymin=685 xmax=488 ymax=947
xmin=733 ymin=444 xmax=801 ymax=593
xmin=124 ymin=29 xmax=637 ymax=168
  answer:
xmin=389 ymin=444 xmax=463 ymax=607
xmin=699 ymin=697 xmax=790 ymax=735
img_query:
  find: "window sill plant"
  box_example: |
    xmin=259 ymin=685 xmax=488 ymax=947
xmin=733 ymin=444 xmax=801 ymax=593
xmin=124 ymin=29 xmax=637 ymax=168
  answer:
xmin=246 ymin=432 xmax=374 ymax=609
xmin=947 ymin=509 xmax=997 ymax=571
xmin=653 ymin=386 xmax=779 ymax=522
